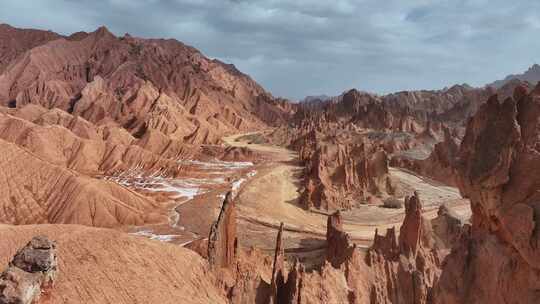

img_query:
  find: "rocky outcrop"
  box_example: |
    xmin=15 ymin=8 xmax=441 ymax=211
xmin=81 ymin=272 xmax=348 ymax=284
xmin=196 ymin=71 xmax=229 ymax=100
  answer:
xmin=260 ymin=193 xmax=441 ymax=304
xmin=193 ymin=191 xmax=275 ymax=304
xmin=432 ymin=85 xmax=540 ymax=303
xmin=269 ymin=223 xmax=285 ymax=304
xmin=300 ymin=141 xmax=395 ymax=211
xmin=367 ymin=192 xmax=441 ymax=304
xmin=198 ymin=191 xmax=445 ymax=304
xmin=391 ymin=125 xmax=460 ymax=186
xmin=0 ymin=236 xmax=58 ymax=304
xmin=431 ymin=204 xmax=464 ymax=250
xmin=326 ymin=211 xmax=355 ymax=268
xmin=399 ymin=193 xmax=424 ymax=256
xmin=208 ymin=192 xmax=238 ymax=269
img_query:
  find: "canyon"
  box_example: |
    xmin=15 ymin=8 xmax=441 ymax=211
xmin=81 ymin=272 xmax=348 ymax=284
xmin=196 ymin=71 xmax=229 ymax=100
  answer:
xmin=0 ymin=23 xmax=539 ymax=304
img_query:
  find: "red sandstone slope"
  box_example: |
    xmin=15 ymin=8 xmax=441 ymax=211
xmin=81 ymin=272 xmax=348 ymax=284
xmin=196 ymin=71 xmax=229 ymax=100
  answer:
xmin=0 ymin=138 xmax=166 ymax=226
xmin=0 ymin=24 xmax=292 ymax=145
xmin=0 ymin=24 xmax=62 ymax=73
xmin=0 ymin=24 xmax=292 ymax=228
xmin=0 ymin=224 xmax=227 ymax=304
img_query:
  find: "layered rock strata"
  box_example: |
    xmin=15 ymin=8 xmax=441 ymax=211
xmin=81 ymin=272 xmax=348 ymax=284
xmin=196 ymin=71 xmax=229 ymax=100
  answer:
xmin=208 ymin=191 xmax=238 ymax=269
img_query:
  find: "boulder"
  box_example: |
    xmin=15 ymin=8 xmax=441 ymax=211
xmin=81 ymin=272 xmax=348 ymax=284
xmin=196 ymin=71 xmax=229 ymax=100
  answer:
xmin=0 ymin=236 xmax=58 ymax=304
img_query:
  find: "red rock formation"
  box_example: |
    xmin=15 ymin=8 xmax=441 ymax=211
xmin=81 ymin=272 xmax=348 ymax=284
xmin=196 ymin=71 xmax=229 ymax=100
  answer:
xmin=326 ymin=211 xmax=355 ymax=268
xmin=208 ymin=192 xmax=238 ymax=269
xmin=187 ymin=190 xmax=276 ymax=304
xmin=399 ymin=193 xmax=423 ymax=256
xmin=367 ymin=193 xmax=441 ymax=304
xmin=269 ymin=223 xmax=285 ymax=304
xmin=227 ymin=247 xmax=272 ymax=304
xmin=431 ymin=204 xmax=464 ymax=250
xmin=433 ymin=85 xmax=540 ymax=303
xmin=299 ymin=140 xmax=395 ymax=211
xmin=391 ymin=125 xmax=460 ymax=186
xmin=254 ymin=193 xmax=441 ymax=304
xmin=0 ymin=24 xmax=292 ymax=145
xmin=0 ymin=23 xmax=292 ymax=229
xmin=0 ymin=24 xmax=62 ymax=73
xmin=0 ymin=138 xmax=165 ymax=227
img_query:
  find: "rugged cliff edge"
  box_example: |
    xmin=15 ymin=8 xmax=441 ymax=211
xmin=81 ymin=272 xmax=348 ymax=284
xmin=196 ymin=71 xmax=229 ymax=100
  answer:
xmin=433 ymin=84 xmax=540 ymax=303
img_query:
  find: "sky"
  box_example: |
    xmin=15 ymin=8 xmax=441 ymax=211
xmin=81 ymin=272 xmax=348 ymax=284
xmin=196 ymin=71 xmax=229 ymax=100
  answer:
xmin=1 ymin=0 xmax=540 ymax=100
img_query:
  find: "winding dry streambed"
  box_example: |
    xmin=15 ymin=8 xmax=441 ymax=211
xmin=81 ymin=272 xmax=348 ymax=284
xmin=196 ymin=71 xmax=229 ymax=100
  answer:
xmin=103 ymin=158 xmax=258 ymax=244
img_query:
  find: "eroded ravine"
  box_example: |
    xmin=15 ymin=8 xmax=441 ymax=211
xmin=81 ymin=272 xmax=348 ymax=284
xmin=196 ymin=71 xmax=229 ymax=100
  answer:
xmin=223 ymin=131 xmax=471 ymax=263
xmin=103 ymin=156 xmax=258 ymax=245
xmin=106 ymin=129 xmax=470 ymax=259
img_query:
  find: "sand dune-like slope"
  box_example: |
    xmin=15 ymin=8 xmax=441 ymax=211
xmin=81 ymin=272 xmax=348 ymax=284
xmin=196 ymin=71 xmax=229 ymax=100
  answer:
xmin=0 ymin=138 xmax=165 ymax=226
xmin=0 ymin=224 xmax=227 ymax=304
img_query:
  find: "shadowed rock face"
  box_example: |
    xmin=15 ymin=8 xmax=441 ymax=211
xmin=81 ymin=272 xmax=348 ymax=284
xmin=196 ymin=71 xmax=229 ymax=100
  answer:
xmin=269 ymin=223 xmax=285 ymax=304
xmin=326 ymin=211 xmax=355 ymax=268
xmin=433 ymin=85 xmax=540 ymax=303
xmin=299 ymin=139 xmax=396 ymax=211
xmin=367 ymin=193 xmax=441 ymax=304
xmin=0 ymin=236 xmax=58 ymax=304
xmin=400 ymin=193 xmax=423 ymax=256
xmin=208 ymin=192 xmax=238 ymax=269
xmin=391 ymin=125 xmax=461 ymax=186
xmin=0 ymin=24 xmax=62 ymax=73
xmin=431 ymin=204 xmax=464 ymax=250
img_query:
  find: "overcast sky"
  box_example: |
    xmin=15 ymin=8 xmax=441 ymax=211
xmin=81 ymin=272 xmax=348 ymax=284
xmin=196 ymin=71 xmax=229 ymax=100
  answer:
xmin=1 ymin=0 xmax=540 ymax=100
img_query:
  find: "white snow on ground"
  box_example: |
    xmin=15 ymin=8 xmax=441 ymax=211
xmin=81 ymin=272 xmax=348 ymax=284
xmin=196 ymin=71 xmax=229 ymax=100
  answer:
xmin=231 ymin=178 xmax=248 ymax=198
xmin=105 ymin=175 xmax=228 ymax=200
xmin=131 ymin=230 xmax=178 ymax=242
xmin=108 ymin=159 xmax=258 ymax=242
xmin=179 ymin=159 xmax=254 ymax=170
xmin=105 ymin=160 xmax=254 ymax=200
xmin=144 ymin=180 xmax=202 ymax=200
xmin=232 ymin=178 xmax=246 ymax=192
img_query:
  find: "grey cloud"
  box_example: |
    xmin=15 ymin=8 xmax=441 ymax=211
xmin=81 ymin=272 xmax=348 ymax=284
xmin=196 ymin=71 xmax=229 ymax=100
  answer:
xmin=1 ymin=0 xmax=540 ymax=99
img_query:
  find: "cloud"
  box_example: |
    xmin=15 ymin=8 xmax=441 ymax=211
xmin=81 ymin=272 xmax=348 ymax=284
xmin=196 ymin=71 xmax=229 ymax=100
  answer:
xmin=1 ymin=0 xmax=539 ymax=99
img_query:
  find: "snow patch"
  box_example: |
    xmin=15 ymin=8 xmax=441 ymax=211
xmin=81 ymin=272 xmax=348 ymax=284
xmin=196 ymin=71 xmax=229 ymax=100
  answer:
xmin=232 ymin=178 xmax=246 ymax=192
xmin=131 ymin=230 xmax=178 ymax=242
xmin=180 ymin=159 xmax=254 ymax=170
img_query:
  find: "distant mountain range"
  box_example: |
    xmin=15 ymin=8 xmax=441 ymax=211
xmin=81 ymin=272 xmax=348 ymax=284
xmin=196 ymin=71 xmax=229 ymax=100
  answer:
xmin=299 ymin=95 xmax=331 ymax=103
xmin=489 ymin=64 xmax=540 ymax=88
xmin=300 ymin=64 xmax=540 ymax=103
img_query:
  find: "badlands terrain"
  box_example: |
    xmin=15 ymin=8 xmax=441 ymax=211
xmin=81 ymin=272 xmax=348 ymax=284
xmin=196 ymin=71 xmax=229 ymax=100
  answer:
xmin=0 ymin=23 xmax=539 ymax=304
